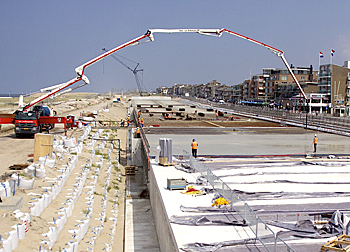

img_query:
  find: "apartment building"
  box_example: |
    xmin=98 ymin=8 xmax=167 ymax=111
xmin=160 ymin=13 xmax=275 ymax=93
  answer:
xmin=263 ymin=65 xmax=317 ymax=101
xmin=319 ymin=62 xmax=350 ymax=105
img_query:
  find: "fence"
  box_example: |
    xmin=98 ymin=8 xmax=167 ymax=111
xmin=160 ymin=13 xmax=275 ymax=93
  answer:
xmin=183 ymin=150 xmax=295 ymax=252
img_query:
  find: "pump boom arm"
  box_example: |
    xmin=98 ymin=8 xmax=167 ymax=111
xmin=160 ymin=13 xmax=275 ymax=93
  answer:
xmin=24 ymin=28 xmax=306 ymax=110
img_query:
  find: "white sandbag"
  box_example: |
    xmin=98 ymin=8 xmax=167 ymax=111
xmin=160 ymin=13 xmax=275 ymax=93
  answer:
xmin=30 ymin=205 xmax=40 ymax=217
xmin=64 ymin=138 xmax=76 ymax=148
xmin=26 ymin=164 xmax=46 ymax=179
xmin=56 ymin=214 xmax=67 ymax=232
xmin=38 ymin=156 xmax=56 ymax=168
xmin=69 ymin=147 xmax=79 ymax=153
xmin=64 ymin=241 xmax=79 ymax=252
xmin=9 ymin=229 xmax=18 ymax=250
xmin=17 ymin=223 xmax=25 ymax=239
xmin=43 ymin=193 xmax=52 ymax=208
xmin=54 ymin=144 xmax=64 ymax=153
xmin=19 ymin=177 xmax=34 ymax=190
xmin=2 ymin=237 xmax=12 ymax=252
xmin=0 ymin=182 xmax=10 ymax=197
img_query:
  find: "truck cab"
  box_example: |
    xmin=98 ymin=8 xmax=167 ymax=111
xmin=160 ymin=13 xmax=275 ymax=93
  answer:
xmin=14 ymin=110 xmax=40 ymax=137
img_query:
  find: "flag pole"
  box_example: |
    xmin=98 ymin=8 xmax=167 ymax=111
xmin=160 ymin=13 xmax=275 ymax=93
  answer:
xmin=319 ymin=52 xmax=323 ymax=75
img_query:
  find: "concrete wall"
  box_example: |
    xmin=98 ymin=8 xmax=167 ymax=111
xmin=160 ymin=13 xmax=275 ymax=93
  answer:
xmin=131 ymin=138 xmax=143 ymax=167
xmin=148 ymin=164 xmax=178 ymax=252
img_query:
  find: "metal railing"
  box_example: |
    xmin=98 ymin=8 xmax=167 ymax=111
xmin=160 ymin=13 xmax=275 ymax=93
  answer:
xmin=132 ymin=107 xmax=151 ymax=182
xmin=183 ymin=150 xmax=295 ymax=252
xmin=181 ymin=97 xmax=350 ymax=136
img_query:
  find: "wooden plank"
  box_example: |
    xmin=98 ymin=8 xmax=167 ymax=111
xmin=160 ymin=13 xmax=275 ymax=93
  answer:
xmin=33 ymin=133 xmax=54 ymax=162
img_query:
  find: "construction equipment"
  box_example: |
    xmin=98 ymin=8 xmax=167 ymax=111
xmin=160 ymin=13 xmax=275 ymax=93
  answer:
xmin=1 ymin=28 xmax=307 ymax=137
xmin=18 ymin=28 xmax=305 ymax=109
xmin=102 ymin=48 xmax=146 ymax=96
xmin=0 ymin=107 xmax=75 ymax=137
xmin=321 ymin=234 xmax=350 ymax=251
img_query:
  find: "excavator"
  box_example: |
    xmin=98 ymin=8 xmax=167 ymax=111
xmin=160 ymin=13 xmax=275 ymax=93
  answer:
xmin=0 ymin=28 xmax=307 ymax=138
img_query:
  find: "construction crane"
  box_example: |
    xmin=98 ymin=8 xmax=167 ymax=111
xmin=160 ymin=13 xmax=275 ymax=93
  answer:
xmin=102 ymin=48 xmax=145 ymax=96
xmin=0 ymin=28 xmax=309 ymax=137
xmin=19 ymin=28 xmax=307 ymax=112
xmin=9 ymin=27 xmax=307 ymax=112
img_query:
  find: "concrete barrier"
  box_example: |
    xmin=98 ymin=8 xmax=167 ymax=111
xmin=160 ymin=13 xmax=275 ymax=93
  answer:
xmin=149 ymin=164 xmax=178 ymax=252
xmin=0 ymin=124 xmax=14 ymax=133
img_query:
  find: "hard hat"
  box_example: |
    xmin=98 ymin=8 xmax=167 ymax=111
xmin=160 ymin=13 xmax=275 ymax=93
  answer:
xmin=315 ymin=134 xmax=317 ymax=136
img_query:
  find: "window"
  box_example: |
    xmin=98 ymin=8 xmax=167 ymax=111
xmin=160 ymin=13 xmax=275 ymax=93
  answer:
xmin=281 ymin=76 xmax=287 ymax=81
xmin=301 ymin=76 xmax=305 ymax=80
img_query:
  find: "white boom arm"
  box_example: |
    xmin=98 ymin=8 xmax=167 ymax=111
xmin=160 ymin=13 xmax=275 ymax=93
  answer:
xmin=23 ymin=28 xmax=306 ymax=110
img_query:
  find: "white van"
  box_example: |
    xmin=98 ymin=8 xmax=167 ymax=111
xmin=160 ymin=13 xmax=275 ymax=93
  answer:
xmin=219 ymin=100 xmax=225 ymax=104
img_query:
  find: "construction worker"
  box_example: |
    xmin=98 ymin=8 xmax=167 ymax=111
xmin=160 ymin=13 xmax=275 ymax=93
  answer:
xmin=191 ymin=139 xmax=198 ymax=158
xmin=313 ymin=134 xmax=318 ymax=153
xmin=120 ymin=118 xmax=125 ymax=127
xmin=141 ymin=118 xmax=144 ymax=127
xmin=127 ymin=117 xmax=130 ymax=127
xmin=136 ymin=127 xmax=141 ymax=138
xmin=216 ymin=111 xmax=219 ymax=119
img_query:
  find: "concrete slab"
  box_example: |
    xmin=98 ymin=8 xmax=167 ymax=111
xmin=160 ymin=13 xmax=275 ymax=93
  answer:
xmin=0 ymin=196 xmax=23 ymax=211
xmin=146 ymin=130 xmax=350 ymax=156
xmin=125 ymin=198 xmax=160 ymax=252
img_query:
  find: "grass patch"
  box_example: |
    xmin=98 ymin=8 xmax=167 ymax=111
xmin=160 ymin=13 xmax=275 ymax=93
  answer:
xmin=94 ymin=192 xmax=104 ymax=197
xmin=82 ymin=208 xmax=90 ymax=215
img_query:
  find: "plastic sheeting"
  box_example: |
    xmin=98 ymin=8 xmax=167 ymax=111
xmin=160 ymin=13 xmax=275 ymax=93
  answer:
xmin=180 ymin=205 xmax=235 ymax=213
xmin=170 ymin=214 xmax=247 ymax=226
xmin=174 ymin=163 xmax=196 ymax=173
xmin=269 ymin=210 xmax=345 ymax=239
xmin=181 ymin=238 xmax=257 ymax=252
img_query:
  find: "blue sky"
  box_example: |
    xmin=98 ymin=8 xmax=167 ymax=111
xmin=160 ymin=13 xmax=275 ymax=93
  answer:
xmin=1 ymin=0 xmax=350 ymax=95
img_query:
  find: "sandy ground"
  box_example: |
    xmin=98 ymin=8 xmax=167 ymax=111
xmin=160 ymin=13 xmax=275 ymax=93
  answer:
xmin=0 ymin=95 xmax=129 ymax=251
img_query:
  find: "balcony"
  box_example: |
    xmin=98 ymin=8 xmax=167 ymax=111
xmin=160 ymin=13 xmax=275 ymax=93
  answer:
xmin=318 ymin=81 xmax=331 ymax=86
xmin=319 ymin=73 xmax=331 ymax=77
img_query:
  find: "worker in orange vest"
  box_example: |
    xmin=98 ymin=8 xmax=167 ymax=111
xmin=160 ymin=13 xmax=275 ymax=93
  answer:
xmin=136 ymin=127 xmax=141 ymax=138
xmin=127 ymin=117 xmax=130 ymax=127
xmin=141 ymin=118 xmax=144 ymax=127
xmin=216 ymin=112 xmax=219 ymax=119
xmin=313 ymin=134 xmax=318 ymax=153
xmin=191 ymin=139 xmax=198 ymax=158
xmin=121 ymin=118 xmax=125 ymax=127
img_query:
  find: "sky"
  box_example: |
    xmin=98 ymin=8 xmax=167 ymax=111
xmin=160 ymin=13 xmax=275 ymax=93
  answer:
xmin=1 ymin=0 xmax=350 ymax=95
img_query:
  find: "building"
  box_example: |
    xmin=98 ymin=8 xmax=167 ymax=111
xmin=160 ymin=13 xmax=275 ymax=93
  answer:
xmin=263 ymin=65 xmax=317 ymax=101
xmin=318 ymin=62 xmax=350 ymax=114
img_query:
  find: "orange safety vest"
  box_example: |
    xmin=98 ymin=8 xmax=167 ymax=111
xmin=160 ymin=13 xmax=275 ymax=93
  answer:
xmin=191 ymin=141 xmax=198 ymax=149
xmin=314 ymin=136 xmax=318 ymax=144
xmin=136 ymin=128 xmax=140 ymax=134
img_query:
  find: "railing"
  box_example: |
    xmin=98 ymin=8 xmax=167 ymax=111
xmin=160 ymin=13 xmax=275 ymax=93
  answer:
xmin=181 ymin=97 xmax=350 ymax=135
xmin=132 ymin=107 xmax=151 ymax=182
xmin=184 ymin=150 xmax=295 ymax=252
